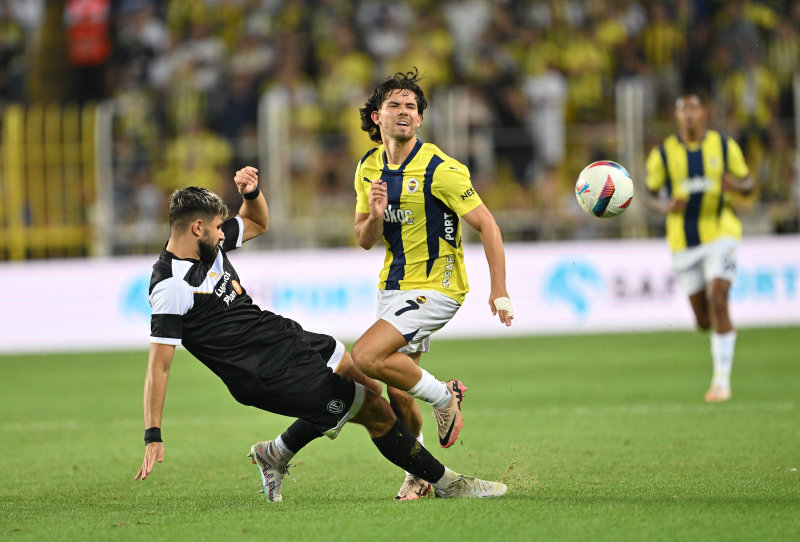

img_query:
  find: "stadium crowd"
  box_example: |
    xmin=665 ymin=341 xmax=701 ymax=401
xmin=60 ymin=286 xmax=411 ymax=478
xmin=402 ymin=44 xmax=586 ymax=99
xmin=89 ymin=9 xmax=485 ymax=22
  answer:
xmin=1 ymin=0 xmax=799 ymax=251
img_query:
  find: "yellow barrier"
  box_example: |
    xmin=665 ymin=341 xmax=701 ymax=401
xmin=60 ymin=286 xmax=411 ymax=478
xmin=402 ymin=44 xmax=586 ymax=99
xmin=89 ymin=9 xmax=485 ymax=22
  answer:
xmin=1 ymin=102 xmax=96 ymax=260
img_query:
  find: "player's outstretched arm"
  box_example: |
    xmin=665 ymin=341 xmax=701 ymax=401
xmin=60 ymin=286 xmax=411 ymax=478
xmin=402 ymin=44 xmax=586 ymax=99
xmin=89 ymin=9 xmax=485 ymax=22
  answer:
xmin=135 ymin=342 xmax=176 ymax=481
xmin=461 ymin=204 xmax=514 ymax=326
xmin=234 ymin=166 xmax=269 ymax=243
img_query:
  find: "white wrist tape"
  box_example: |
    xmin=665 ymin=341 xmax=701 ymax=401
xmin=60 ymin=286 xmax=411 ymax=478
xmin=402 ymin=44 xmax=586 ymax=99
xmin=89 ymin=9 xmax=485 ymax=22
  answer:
xmin=493 ymin=297 xmax=514 ymax=316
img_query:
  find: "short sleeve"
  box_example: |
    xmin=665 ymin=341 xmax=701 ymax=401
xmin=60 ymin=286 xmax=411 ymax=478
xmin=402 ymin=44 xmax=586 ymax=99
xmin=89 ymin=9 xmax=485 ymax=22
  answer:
xmin=725 ymin=137 xmax=750 ymax=179
xmin=430 ymin=160 xmax=483 ymax=216
xmin=645 ymin=146 xmax=666 ymax=192
xmin=150 ymin=277 xmax=194 ymax=345
xmin=222 ymin=216 xmax=243 ymax=251
xmin=354 ymin=161 xmax=370 ymax=214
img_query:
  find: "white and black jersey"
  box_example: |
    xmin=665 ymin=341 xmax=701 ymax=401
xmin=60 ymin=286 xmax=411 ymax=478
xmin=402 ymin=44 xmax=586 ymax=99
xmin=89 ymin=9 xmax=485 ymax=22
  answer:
xmin=149 ymin=217 xmax=358 ymax=431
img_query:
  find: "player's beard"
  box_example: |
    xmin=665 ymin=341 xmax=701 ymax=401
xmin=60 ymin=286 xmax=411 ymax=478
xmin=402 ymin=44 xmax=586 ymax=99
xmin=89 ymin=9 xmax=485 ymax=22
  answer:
xmin=198 ymin=237 xmax=220 ymax=264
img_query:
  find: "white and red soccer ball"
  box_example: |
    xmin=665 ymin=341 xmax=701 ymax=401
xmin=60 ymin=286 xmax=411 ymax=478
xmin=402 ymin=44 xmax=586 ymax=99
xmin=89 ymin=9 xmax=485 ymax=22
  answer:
xmin=575 ymin=161 xmax=634 ymax=218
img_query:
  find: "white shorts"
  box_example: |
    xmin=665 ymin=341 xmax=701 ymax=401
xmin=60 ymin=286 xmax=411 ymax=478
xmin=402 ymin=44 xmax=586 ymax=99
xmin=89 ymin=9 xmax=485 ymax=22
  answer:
xmin=672 ymin=237 xmax=738 ymax=295
xmin=376 ymin=289 xmax=461 ymax=354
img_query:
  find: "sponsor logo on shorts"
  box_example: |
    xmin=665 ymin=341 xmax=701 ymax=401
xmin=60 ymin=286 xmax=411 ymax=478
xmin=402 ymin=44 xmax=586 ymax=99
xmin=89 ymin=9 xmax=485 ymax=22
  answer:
xmin=327 ymin=399 xmax=346 ymax=414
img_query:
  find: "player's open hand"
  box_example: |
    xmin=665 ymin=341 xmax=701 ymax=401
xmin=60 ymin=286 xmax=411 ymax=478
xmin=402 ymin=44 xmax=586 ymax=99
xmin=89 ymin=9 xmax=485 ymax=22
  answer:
xmin=368 ymin=179 xmax=388 ymax=219
xmin=490 ymin=295 xmax=514 ymax=326
xmin=235 ymin=166 xmax=259 ymax=196
xmin=135 ymin=442 xmax=165 ymax=481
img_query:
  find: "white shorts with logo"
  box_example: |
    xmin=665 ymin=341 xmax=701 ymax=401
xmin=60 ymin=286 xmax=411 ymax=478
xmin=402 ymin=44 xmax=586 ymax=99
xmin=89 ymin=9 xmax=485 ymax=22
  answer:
xmin=671 ymin=237 xmax=738 ymax=295
xmin=376 ymin=289 xmax=462 ymax=354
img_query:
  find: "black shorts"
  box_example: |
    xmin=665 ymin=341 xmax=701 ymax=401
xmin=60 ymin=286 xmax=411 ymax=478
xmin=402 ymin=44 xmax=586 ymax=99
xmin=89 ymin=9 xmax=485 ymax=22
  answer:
xmin=212 ymin=314 xmax=362 ymax=437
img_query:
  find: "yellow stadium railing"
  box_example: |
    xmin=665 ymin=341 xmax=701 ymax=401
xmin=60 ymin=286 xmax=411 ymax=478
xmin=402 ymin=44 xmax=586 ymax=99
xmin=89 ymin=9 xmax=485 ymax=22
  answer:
xmin=0 ymin=102 xmax=97 ymax=260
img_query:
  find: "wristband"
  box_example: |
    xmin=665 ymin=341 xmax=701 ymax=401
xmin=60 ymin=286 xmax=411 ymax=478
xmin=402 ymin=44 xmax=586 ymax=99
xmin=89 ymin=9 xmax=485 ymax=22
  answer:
xmin=243 ymin=186 xmax=260 ymax=200
xmin=144 ymin=427 xmax=162 ymax=445
xmin=493 ymin=296 xmax=514 ymax=317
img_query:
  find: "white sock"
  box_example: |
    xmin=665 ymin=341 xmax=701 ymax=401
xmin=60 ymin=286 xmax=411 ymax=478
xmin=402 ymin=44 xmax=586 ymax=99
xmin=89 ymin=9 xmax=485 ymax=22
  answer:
xmin=711 ymin=330 xmax=736 ymax=389
xmin=407 ymin=369 xmax=451 ymax=408
xmin=433 ymin=467 xmax=459 ymax=489
xmin=274 ymin=435 xmax=295 ymax=461
xmin=405 ymin=434 xmax=424 ymax=477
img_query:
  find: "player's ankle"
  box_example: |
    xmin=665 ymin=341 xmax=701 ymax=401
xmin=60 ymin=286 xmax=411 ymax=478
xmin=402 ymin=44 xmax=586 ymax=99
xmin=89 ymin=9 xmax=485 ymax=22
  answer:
xmin=433 ymin=467 xmax=459 ymax=488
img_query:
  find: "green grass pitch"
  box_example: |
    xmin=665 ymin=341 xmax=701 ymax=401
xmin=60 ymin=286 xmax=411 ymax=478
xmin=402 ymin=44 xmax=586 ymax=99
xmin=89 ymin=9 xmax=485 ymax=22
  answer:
xmin=1 ymin=327 xmax=798 ymax=541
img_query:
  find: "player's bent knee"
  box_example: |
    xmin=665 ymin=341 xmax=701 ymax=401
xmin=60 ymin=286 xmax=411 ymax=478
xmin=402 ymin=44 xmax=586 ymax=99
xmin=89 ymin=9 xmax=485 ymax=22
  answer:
xmin=335 ymin=353 xmax=383 ymax=396
xmin=350 ymin=343 xmax=382 ymax=378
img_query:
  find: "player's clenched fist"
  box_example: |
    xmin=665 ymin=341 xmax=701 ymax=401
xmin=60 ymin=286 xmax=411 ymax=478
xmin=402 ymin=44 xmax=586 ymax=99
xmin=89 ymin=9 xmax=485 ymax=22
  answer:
xmin=235 ymin=166 xmax=259 ymax=195
xmin=368 ymin=179 xmax=388 ymax=219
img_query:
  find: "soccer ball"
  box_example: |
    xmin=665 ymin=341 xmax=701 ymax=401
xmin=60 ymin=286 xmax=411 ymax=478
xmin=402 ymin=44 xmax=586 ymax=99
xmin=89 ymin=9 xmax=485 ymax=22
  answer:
xmin=575 ymin=161 xmax=634 ymax=218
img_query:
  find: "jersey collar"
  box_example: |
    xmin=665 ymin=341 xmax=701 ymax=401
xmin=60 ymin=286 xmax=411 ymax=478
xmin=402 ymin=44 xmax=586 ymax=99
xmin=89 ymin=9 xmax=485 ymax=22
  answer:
xmin=676 ymin=130 xmax=707 ymax=150
xmin=382 ymin=139 xmax=423 ymax=172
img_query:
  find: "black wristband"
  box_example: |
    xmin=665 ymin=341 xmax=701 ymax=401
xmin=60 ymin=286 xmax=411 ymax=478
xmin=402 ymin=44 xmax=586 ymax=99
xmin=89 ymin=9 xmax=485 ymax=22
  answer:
xmin=144 ymin=427 xmax=162 ymax=445
xmin=242 ymin=186 xmax=260 ymax=200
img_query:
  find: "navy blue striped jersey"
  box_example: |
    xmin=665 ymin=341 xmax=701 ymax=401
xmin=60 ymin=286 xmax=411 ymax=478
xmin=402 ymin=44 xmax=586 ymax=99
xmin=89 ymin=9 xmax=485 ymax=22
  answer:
xmin=354 ymin=139 xmax=482 ymax=303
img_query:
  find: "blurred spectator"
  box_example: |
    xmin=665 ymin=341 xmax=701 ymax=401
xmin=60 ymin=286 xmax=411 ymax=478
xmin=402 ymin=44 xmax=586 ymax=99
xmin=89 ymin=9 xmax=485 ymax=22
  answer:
xmin=717 ymin=0 xmax=761 ymax=69
xmin=113 ymin=0 xmax=170 ymax=89
xmin=682 ymin=13 xmax=714 ymax=97
xmin=559 ymin=23 xmax=611 ymax=122
xmin=721 ymin=50 xmax=779 ymax=152
xmin=639 ymin=2 xmax=686 ymax=114
xmin=0 ymin=0 xmax=26 ymax=101
xmin=522 ymin=62 xmax=568 ymax=172
xmin=158 ymin=116 xmax=233 ymax=199
xmin=356 ymin=0 xmax=412 ymax=69
xmin=63 ymin=0 xmax=112 ymax=102
xmin=442 ymin=0 xmax=491 ymax=78
xmin=767 ymin=18 xmax=800 ymax=118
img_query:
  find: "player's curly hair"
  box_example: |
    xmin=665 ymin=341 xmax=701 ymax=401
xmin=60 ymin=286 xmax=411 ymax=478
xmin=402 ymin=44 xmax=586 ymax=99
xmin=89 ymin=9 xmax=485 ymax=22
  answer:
xmin=360 ymin=68 xmax=427 ymax=143
xmin=169 ymin=186 xmax=229 ymax=230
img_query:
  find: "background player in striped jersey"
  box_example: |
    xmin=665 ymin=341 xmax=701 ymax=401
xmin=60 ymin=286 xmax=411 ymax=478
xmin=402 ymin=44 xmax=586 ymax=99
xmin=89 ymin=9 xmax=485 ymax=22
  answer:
xmin=350 ymin=69 xmax=514 ymax=499
xmin=645 ymin=93 xmax=754 ymax=403
xmin=134 ymin=171 xmax=507 ymax=501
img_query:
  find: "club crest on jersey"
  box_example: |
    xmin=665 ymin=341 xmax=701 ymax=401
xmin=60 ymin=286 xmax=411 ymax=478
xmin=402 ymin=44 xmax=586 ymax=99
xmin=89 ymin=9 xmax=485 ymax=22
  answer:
xmin=406 ymin=178 xmax=419 ymax=193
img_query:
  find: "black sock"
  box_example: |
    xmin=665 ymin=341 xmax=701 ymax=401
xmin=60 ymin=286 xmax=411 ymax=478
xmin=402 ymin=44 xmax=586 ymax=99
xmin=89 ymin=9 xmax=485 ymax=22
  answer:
xmin=280 ymin=419 xmax=322 ymax=454
xmin=371 ymin=419 xmax=446 ymax=484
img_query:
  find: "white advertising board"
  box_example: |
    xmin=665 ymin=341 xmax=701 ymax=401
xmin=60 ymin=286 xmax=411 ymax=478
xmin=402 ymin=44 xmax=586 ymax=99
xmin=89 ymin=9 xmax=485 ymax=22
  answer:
xmin=0 ymin=236 xmax=797 ymax=353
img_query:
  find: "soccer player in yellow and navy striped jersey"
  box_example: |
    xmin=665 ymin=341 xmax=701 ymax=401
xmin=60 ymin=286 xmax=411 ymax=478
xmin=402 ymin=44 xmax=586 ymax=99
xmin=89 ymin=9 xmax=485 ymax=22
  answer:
xmin=646 ymin=93 xmax=754 ymax=403
xmin=354 ymin=139 xmax=477 ymax=303
xmin=350 ymin=69 xmax=513 ymax=499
